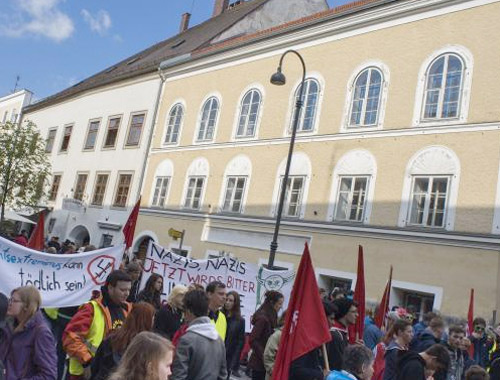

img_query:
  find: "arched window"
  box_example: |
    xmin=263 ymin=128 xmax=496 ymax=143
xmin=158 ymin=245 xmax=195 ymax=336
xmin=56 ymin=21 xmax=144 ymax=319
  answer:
xmin=349 ymin=68 xmax=383 ymax=127
xmin=291 ymin=79 xmax=320 ymax=132
xmin=236 ymin=89 xmax=262 ymax=138
xmin=197 ymin=97 xmax=219 ymax=142
xmin=398 ymin=146 xmax=460 ymax=230
xmin=164 ymin=103 xmax=184 ymax=144
xmin=422 ymin=54 xmax=464 ymax=120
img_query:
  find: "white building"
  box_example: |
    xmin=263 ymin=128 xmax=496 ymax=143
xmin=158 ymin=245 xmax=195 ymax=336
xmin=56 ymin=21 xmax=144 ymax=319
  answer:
xmin=0 ymin=89 xmax=33 ymax=124
xmin=22 ymin=0 xmax=328 ymax=248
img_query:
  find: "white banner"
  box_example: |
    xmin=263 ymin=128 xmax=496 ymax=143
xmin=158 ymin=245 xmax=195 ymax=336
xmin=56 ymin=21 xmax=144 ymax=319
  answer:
xmin=0 ymin=236 xmax=125 ymax=307
xmin=142 ymin=242 xmax=295 ymax=331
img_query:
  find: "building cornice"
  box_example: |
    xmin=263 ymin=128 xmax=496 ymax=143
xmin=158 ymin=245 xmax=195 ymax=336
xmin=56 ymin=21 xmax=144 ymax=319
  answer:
xmin=140 ymin=207 xmax=500 ymax=251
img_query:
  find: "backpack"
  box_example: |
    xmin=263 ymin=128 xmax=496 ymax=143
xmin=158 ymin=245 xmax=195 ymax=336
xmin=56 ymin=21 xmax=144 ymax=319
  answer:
xmin=372 ymin=342 xmax=386 ymax=380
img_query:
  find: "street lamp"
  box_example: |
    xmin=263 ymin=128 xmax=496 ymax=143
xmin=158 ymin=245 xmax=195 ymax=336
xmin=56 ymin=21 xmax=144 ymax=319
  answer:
xmin=268 ymin=49 xmax=306 ymax=270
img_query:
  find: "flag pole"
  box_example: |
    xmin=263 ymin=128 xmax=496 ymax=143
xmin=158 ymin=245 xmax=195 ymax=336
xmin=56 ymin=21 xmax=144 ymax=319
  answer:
xmin=322 ymin=344 xmax=330 ymax=373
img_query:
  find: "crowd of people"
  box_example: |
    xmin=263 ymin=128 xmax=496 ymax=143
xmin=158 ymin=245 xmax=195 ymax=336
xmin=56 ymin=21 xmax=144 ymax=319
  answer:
xmin=0 ymin=265 xmax=499 ymax=380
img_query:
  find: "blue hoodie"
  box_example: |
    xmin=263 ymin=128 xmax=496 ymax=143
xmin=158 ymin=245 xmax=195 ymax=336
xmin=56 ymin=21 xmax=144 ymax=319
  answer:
xmin=326 ymin=370 xmax=359 ymax=380
xmin=364 ymin=316 xmax=383 ymax=350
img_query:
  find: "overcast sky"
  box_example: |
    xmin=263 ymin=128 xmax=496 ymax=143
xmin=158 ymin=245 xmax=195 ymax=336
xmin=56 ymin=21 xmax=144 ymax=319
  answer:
xmin=0 ymin=0 xmax=346 ymax=100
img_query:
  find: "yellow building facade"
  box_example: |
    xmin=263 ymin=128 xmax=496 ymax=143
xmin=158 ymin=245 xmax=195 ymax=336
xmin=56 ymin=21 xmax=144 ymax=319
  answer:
xmin=135 ymin=0 xmax=500 ymax=319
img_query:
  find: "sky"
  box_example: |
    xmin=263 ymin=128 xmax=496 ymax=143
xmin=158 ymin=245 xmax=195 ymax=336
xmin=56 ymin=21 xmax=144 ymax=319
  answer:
xmin=0 ymin=0 xmax=345 ymax=101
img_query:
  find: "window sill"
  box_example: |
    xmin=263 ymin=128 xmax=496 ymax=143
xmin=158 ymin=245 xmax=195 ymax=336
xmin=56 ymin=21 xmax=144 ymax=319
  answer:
xmin=101 ymin=146 xmax=117 ymax=151
xmin=341 ymin=124 xmax=382 ymax=133
xmin=413 ymin=117 xmax=463 ymax=128
xmin=123 ymin=144 xmax=140 ymax=150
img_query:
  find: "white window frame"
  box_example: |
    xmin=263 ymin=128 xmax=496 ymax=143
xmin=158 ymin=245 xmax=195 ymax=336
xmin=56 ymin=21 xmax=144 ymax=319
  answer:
xmin=407 ymin=175 xmax=451 ymax=228
xmin=283 ymin=72 xmax=324 ymax=136
xmin=334 ymin=176 xmax=370 ymax=222
xmin=59 ymin=124 xmax=73 ymax=153
xmin=163 ymin=101 xmax=185 ymax=146
xmin=234 ymin=86 xmax=263 ymax=140
xmin=195 ymin=94 xmax=221 ymax=143
xmin=124 ymin=111 xmax=147 ymax=148
xmin=398 ymin=146 xmax=460 ymax=231
xmin=183 ymin=176 xmax=206 ymax=210
xmin=413 ymin=45 xmax=473 ymax=127
xmin=83 ymin=118 xmax=101 ymax=151
xmin=49 ymin=173 xmax=62 ymax=202
xmin=277 ymin=175 xmax=306 ymax=218
xmin=102 ymin=114 xmax=122 ymax=150
xmin=90 ymin=172 xmax=110 ymax=207
xmin=73 ymin=172 xmax=89 ymax=201
xmin=45 ymin=127 xmax=57 ymax=153
xmin=221 ymin=176 xmax=247 ymax=213
xmin=151 ymin=176 xmax=171 ymax=208
xmin=112 ymin=172 xmax=134 ymax=208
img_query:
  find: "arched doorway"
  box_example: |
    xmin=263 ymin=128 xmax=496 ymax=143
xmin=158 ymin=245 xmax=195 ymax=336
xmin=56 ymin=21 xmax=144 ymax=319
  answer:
xmin=68 ymin=225 xmax=90 ymax=247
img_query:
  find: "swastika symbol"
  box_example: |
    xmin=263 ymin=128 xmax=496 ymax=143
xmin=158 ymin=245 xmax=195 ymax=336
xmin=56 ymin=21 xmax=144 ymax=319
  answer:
xmin=87 ymin=255 xmax=116 ymax=285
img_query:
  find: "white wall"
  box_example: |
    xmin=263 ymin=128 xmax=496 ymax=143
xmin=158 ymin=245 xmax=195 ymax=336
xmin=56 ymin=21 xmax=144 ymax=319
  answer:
xmin=24 ymin=75 xmax=161 ymax=247
xmin=0 ymin=90 xmax=33 ymax=123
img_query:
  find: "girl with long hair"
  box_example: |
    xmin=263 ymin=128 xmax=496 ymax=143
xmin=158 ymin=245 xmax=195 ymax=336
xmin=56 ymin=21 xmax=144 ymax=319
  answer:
xmin=382 ymin=319 xmax=414 ymax=380
xmin=154 ymin=284 xmax=187 ymax=340
xmin=248 ymin=290 xmax=284 ymax=380
xmin=108 ymin=331 xmax=174 ymax=380
xmin=0 ymin=286 xmax=57 ymax=380
xmin=137 ymin=274 xmax=163 ymax=310
xmin=223 ymin=291 xmax=246 ymax=379
xmin=91 ymin=302 xmax=156 ymax=380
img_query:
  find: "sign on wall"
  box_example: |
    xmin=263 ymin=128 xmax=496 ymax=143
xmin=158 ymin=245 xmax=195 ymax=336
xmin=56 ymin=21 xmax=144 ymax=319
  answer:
xmin=0 ymin=236 xmax=124 ymax=307
xmin=142 ymin=241 xmax=295 ymax=331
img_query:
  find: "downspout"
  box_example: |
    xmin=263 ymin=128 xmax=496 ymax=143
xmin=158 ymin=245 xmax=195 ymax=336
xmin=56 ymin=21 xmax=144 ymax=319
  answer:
xmin=136 ymin=53 xmax=192 ymax=202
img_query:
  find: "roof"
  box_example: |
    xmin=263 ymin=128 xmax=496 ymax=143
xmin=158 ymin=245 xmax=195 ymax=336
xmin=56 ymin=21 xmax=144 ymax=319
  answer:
xmin=25 ymin=0 xmax=270 ymax=113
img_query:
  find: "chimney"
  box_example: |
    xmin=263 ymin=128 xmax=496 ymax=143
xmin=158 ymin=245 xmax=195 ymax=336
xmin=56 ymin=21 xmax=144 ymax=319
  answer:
xmin=179 ymin=12 xmax=191 ymax=33
xmin=212 ymin=0 xmax=229 ymax=17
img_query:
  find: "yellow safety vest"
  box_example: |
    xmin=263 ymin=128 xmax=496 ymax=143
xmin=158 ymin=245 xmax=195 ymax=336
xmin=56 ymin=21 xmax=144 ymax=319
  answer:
xmin=210 ymin=311 xmax=227 ymax=341
xmin=68 ymin=301 xmax=106 ymax=376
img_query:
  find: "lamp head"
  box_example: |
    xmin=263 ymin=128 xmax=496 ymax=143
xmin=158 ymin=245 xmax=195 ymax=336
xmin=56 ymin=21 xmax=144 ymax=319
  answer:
xmin=270 ymin=67 xmax=286 ymax=86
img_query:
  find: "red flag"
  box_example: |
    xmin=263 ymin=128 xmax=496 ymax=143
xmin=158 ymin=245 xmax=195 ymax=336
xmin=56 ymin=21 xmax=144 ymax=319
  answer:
xmin=375 ymin=266 xmax=393 ymax=329
xmin=27 ymin=212 xmax=45 ymax=251
xmin=123 ymin=197 xmax=141 ymax=249
xmin=272 ymin=243 xmax=331 ymax=380
xmin=467 ymin=288 xmax=474 ymax=357
xmin=349 ymin=245 xmax=366 ymax=343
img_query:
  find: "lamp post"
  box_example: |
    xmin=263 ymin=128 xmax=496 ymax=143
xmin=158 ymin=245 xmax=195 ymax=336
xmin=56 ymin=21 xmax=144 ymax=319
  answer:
xmin=268 ymin=49 xmax=306 ymax=270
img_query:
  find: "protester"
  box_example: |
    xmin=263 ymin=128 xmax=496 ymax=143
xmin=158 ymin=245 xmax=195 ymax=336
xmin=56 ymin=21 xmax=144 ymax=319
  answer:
xmin=170 ymin=289 xmax=227 ymax=380
xmin=326 ymin=344 xmax=374 ymax=380
xmin=489 ymin=324 xmax=500 ymax=380
xmin=155 ymin=284 xmax=187 ymax=340
xmin=469 ymin=317 xmax=493 ymax=369
xmin=248 ymin=290 xmax=284 ymax=380
xmin=47 ymin=236 xmax=61 ymax=251
xmin=289 ymin=302 xmax=337 ymax=380
xmin=381 ymin=319 xmax=413 ymax=380
xmin=46 ymin=246 xmax=57 ymax=254
xmin=411 ymin=316 xmax=445 ymax=352
xmin=63 ymin=270 xmax=133 ymax=380
xmin=223 ymin=291 xmax=245 ymax=379
xmin=137 ymin=273 xmax=163 ymax=310
xmin=0 ymin=286 xmax=57 ymax=380
xmin=91 ymin=302 xmax=156 ymax=380
xmin=207 ymin=281 xmax=228 ymax=340
xmin=327 ymin=298 xmax=359 ymax=371
xmin=14 ymin=230 xmax=28 ymax=246
xmin=108 ymin=331 xmax=174 ymax=380
xmin=397 ymin=343 xmax=450 ymax=380
xmin=364 ymin=309 xmax=383 ymax=350
xmin=330 ymin=288 xmax=345 ymax=301
xmin=465 ymin=365 xmax=490 ymax=380
xmin=413 ymin=312 xmax=437 ymax=339
xmin=0 ymin=293 xmax=9 ymax=380
xmin=319 ymin=288 xmax=328 ymax=300
xmin=125 ymin=261 xmax=142 ymax=303
xmin=443 ymin=325 xmax=466 ymax=380
xmin=263 ymin=310 xmax=287 ymax=380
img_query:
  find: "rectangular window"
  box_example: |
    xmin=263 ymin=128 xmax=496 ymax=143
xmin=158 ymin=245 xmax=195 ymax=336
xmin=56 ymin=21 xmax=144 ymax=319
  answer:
xmin=408 ymin=176 xmax=450 ymax=228
xmin=113 ymin=174 xmax=132 ymax=207
xmin=48 ymin=218 xmax=56 ymax=233
xmin=279 ymin=176 xmax=305 ymax=218
xmin=103 ymin=117 xmax=121 ymax=148
xmin=84 ymin=120 xmax=100 ymax=150
xmin=151 ymin=177 xmax=170 ymax=208
xmin=222 ymin=177 xmax=246 ymax=213
xmin=10 ymin=109 xmax=17 ymax=123
xmin=125 ymin=113 xmax=145 ymax=146
xmin=91 ymin=174 xmax=109 ymax=206
xmin=184 ymin=177 xmax=205 ymax=210
xmin=45 ymin=128 xmax=57 ymax=153
xmin=49 ymin=175 xmax=62 ymax=201
xmin=2 ymin=111 xmax=7 ymax=123
xmin=335 ymin=176 xmax=369 ymax=222
xmin=74 ymin=174 xmax=88 ymax=201
xmin=60 ymin=125 xmax=73 ymax=152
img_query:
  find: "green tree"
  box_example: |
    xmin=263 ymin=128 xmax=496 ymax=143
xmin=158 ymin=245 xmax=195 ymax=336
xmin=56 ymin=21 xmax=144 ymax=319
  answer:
xmin=0 ymin=120 xmax=51 ymax=228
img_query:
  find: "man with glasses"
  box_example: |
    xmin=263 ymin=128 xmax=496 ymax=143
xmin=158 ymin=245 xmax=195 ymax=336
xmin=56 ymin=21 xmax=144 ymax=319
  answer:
xmin=468 ymin=317 xmax=493 ymax=369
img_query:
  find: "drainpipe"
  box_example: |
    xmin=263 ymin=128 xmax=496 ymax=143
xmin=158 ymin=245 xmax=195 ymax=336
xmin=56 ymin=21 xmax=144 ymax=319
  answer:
xmin=136 ymin=54 xmax=192 ymax=202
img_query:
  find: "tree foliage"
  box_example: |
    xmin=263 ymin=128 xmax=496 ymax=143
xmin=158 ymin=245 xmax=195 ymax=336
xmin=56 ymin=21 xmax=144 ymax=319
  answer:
xmin=0 ymin=120 xmax=51 ymax=225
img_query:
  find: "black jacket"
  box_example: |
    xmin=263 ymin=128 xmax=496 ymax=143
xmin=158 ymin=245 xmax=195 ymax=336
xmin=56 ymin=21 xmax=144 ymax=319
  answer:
xmin=410 ymin=329 xmax=440 ymax=352
xmin=327 ymin=323 xmax=348 ymax=371
xmin=154 ymin=303 xmax=183 ymax=340
xmin=397 ymin=351 xmax=426 ymax=380
xmin=289 ymin=349 xmax=323 ymax=380
xmin=224 ymin=314 xmax=245 ymax=371
xmin=90 ymin=337 xmax=121 ymax=380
